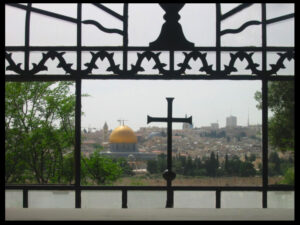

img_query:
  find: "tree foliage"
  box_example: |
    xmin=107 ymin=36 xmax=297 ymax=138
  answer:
xmin=255 ymin=81 xmax=294 ymax=151
xmin=82 ymin=150 xmax=123 ymax=185
xmin=147 ymin=152 xmax=257 ymax=177
xmin=254 ymin=81 xmax=294 ymax=185
xmin=5 ymin=81 xmax=125 ymax=185
xmin=205 ymin=152 xmax=219 ymax=177
xmin=5 ymin=82 xmax=76 ymax=184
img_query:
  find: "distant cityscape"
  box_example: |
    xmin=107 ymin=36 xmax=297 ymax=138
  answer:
xmin=81 ymin=115 xmax=269 ymax=171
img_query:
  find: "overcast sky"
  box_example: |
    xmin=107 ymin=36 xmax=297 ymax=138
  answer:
xmin=5 ymin=3 xmax=294 ymax=131
xmin=81 ymin=80 xmax=262 ymax=130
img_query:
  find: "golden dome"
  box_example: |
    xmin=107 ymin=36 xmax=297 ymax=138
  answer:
xmin=109 ymin=125 xmax=137 ymax=143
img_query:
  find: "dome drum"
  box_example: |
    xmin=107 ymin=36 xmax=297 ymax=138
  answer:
xmin=110 ymin=143 xmax=137 ymax=153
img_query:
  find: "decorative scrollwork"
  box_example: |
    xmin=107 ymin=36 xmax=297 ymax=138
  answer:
xmin=5 ymin=52 xmax=24 ymax=74
xmin=83 ymin=51 xmax=122 ymax=75
xmin=5 ymin=51 xmax=76 ymax=75
xmin=268 ymin=51 xmax=294 ymax=75
xmin=177 ymin=51 xmax=214 ymax=75
xmin=82 ymin=20 xmax=124 ymax=36
xmin=5 ymin=50 xmax=294 ymax=77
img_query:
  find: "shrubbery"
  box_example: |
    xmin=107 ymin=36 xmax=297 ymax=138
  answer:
xmin=147 ymin=152 xmax=258 ymax=177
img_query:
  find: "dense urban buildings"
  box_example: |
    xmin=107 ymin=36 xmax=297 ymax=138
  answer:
xmin=82 ymin=115 xmax=264 ymax=171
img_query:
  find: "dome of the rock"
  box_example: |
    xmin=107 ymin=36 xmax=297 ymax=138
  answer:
xmin=109 ymin=125 xmax=137 ymax=144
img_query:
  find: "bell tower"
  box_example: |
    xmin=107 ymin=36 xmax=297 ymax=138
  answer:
xmin=103 ymin=122 xmax=108 ymax=142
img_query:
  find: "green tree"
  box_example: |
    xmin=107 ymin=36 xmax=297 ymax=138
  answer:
xmin=269 ymin=152 xmax=281 ymax=175
xmin=248 ymin=153 xmax=256 ymax=162
xmin=205 ymin=152 xmax=219 ymax=177
xmin=255 ymin=81 xmax=294 ymax=151
xmin=93 ymin=143 xmax=104 ymax=151
xmin=157 ymin=153 xmax=167 ymax=173
xmin=184 ymin=156 xmax=194 ymax=176
xmin=279 ymin=167 xmax=294 ymax=185
xmin=117 ymin=158 xmax=134 ymax=176
xmin=224 ymin=154 xmax=229 ymax=175
xmin=255 ymin=81 xmax=294 ymax=184
xmin=193 ymin=156 xmax=205 ymax=175
xmin=239 ymin=161 xmax=256 ymax=177
xmin=82 ymin=150 xmax=122 ymax=185
xmin=225 ymin=155 xmax=242 ymax=176
xmin=172 ymin=157 xmax=181 ymax=174
xmin=5 ymin=82 xmax=76 ymax=184
xmin=5 ymin=148 xmax=29 ymax=183
xmin=80 ymin=154 xmax=89 ymax=185
xmin=147 ymin=159 xmax=158 ymax=174
xmin=61 ymin=152 xmax=74 ymax=184
xmin=216 ymin=152 xmax=219 ymax=169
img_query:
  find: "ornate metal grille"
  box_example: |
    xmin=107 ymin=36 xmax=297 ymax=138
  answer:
xmin=5 ymin=3 xmax=294 ymax=209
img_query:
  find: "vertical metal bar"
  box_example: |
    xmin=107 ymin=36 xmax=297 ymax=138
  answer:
xmin=262 ymin=79 xmax=268 ymax=208
xmin=75 ymin=79 xmax=82 ymax=209
xmin=262 ymin=3 xmax=267 ymax=72
xmin=122 ymin=189 xmax=128 ymax=208
xmin=216 ymin=3 xmax=221 ymax=74
xmin=261 ymin=3 xmax=268 ymax=209
xmin=75 ymin=3 xmax=82 ymax=209
xmin=170 ymin=50 xmax=174 ymax=72
xmin=166 ymin=188 xmax=174 ymax=208
xmin=75 ymin=189 xmax=81 ymax=209
xmin=24 ymin=3 xmax=32 ymax=72
xmin=167 ymin=98 xmax=173 ymax=181
xmin=23 ymin=189 xmax=28 ymax=208
xmin=77 ymin=3 xmax=82 ymax=74
xmin=123 ymin=3 xmax=128 ymax=72
xmin=262 ymin=189 xmax=267 ymax=209
xmin=166 ymin=98 xmax=174 ymax=208
xmin=216 ymin=189 xmax=221 ymax=208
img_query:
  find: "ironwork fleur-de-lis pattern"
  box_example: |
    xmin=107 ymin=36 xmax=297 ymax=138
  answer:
xmin=5 ymin=3 xmax=294 ymax=78
xmin=5 ymin=50 xmax=295 ymax=77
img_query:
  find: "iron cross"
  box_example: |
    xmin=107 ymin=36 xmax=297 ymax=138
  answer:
xmin=147 ymin=97 xmax=192 ymax=207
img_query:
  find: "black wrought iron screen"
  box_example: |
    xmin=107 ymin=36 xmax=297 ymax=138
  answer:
xmin=5 ymin=3 xmax=294 ymax=209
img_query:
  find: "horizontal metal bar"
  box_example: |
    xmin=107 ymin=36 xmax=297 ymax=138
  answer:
xmin=174 ymin=186 xmax=265 ymax=191
xmin=4 ymin=185 xmax=167 ymax=191
xmin=5 ymin=185 xmax=78 ymax=190
xmin=5 ymin=75 xmax=295 ymax=82
xmin=5 ymin=46 xmax=295 ymax=52
xmin=5 ymin=75 xmax=76 ymax=82
xmin=267 ymin=185 xmax=296 ymax=191
xmin=5 ymin=185 xmax=294 ymax=191
xmin=148 ymin=117 xmax=168 ymax=123
xmin=173 ymin=186 xmax=293 ymax=191
xmin=171 ymin=117 xmax=192 ymax=123
xmin=79 ymin=186 xmax=168 ymax=191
